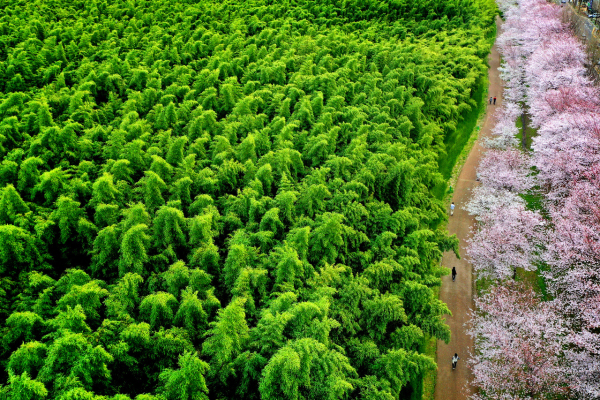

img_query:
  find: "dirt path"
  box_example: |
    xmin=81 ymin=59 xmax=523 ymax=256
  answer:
xmin=434 ymin=17 xmax=504 ymax=400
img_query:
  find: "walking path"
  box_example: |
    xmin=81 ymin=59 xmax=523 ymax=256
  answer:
xmin=434 ymin=17 xmax=504 ymax=400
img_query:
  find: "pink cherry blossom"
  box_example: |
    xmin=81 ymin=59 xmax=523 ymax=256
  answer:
xmin=528 ymin=86 xmax=600 ymax=127
xmin=467 ymin=0 xmax=600 ymax=397
xmin=532 ymin=113 xmax=600 ymax=202
xmin=485 ymin=103 xmax=521 ymax=149
xmin=466 ymin=203 xmax=545 ymax=280
xmin=467 ymin=282 xmax=571 ymax=400
xmin=465 ymin=185 xmax=525 ymax=220
xmin=477 ymin=149 xmax=533 ymax=193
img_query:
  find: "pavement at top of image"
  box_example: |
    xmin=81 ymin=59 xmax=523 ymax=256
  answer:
xmin=556 ymin=0 xmax=599 ymax=39
xmin=434 ymin=16 xmax=504 ymax=400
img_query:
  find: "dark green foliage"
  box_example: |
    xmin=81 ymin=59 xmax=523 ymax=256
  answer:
xmin=0 ymin=0 xmax=496 ymax=397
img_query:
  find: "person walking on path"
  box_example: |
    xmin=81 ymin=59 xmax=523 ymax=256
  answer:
xmin=493 ymin=96 xmax=497 ymax=105
xmin=452 ymin=354 xmax=460 ymax=370
xmin=489 ymin=96 xmax=493 ymax=105
xmin=450 ymin=202 xmax=455 ymax=216
xmin=435 ymin=16 xmax=505 ymax=400
xmin=452 ymin=267 xmax=457 ymax=282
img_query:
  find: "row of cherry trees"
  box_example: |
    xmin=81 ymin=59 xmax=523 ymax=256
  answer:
xmin=466 ymin=0 xmax=600 ymax=398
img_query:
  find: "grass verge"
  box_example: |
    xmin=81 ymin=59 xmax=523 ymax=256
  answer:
xmin=425 ymin=91 xmax=487 ymax=398
xmin=432 ymin=77 xmax=488 ymax=200
xmin=514 ymin=114 xmax=551 ymax=299
xmin=515 ymin=114 xmax=537 ymax=150
xmin=426 ymin=24 xmax=497 ymax=400
xmin=432 ymin=21 xmax=497 ymax=201
xmin=421 ymin=334 xmax=438 ymax=400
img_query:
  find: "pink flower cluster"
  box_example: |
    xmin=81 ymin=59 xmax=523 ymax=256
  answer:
xmin=467 ymin=0 xmax=600 ymax=397
xmin=467 ymin=282 xmax=569 ymax=399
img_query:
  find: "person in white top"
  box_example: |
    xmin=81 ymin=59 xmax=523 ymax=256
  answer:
xmin=452 ymin=353 xmax=460 ymax=370
xmin=450 ymin=202 xmax=455 ymax=216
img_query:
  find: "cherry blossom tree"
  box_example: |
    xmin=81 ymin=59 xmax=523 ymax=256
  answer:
xmin=466 ymin=203 xmax=545 ymax=280
xmin=468 ymin=282 xmax=571 ymax=400
xmin=465 ymin=186 xmax=525 ymax=220
xmin=485 ymin=103 xmax=521 ymax=149
xmin=469 ymin=0 xmax=600 ymax=397
xmin=477 ymin=149 xmax=533 ymax=193
xmin=541 ymin=165 xmax=600 ymax=398
xmin=528 ymin=85 xmax=600 ymax=132
xmin=532 ymin=113 xmax=600 ymax=202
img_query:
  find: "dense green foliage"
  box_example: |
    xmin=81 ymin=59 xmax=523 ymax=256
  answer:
xmin=0 ymin=0 xmax=495 ymax=398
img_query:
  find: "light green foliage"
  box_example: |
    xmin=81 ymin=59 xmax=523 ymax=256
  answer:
xmin=202 ymin=297 xmax=249 ymax=381
xmin=391 ymin=324 xmax=426 ymax=352
xmin=158 ymin=350 xmax=209 ymax=400
xmin=121 ymin=203 xmax=151 ymax=233
xmin=1 ymin=372 xmax=48 ymax=400
xmin=403 ymin=280 xmax=452 ymax=344
xmin=110 ymin=160 xmax=134 ymax=184
xmin=139 ymin=292 xmax=178 ymax=330
xmin=56 ymin=280 xmax=109 ymax=325
xmin=119 ymin=224 xmax=150 ymax=277
xmin=0 ymin=0 xmax=496 ymax=397
xmin=0 ymin=225 xmax=44 ymax=274
xmin=174 ymin=288 xmax=208 ymax=339
xmin=48 ymin=305 xmax=91 ymax=334
xmin=363 ymin=293 xmax=408 ymax=341
xmin=105 ymin=273 xmax=144 ymax=319
xmin=141 ymin=171 xmax=167 ymax=212
xmin=55 ymin=269 xmax=91 ymax=293
xmin=3 ymin=312 xmax=44 ymax=348
xmin=94 ymin=204 xmax=119 ymax=229
xmin=38 ymin=331 xmax=113 ymax=391
xmin=152 ymin=206 xmax=187 ymax=250
xmin=171 ymin=177 xmax=193 ymax=207
xmin=188 ymin=215 xmax=214 ymax=248
xmin=51 ymin=196 xmax=84 ymax=244
xmin=223 ymin=242 xmax=259 ymax=294
xmin=272 ymin=244 xmax=303 ymax=290
xmin=163 ymin=261 xmax=190 ymax=298
xmin=166 ymin=137 xmax=188 ymax=166
xmin=56 ymin=388 xmax=110 ymax=400
xmin=374 ymin=349 xmax=436 ymax=397
xmin=120 ymin=322 xmax=151 ymax=350
xmin=0 ymin=185 xmax=30 ymax=225
xmin=91 ymin=225 xmax=121 ymax=278
xmin=33 ymin=168 xmax=69 ymax=205
xmin=8 ymin=341 xmax=47 ymax=377
xmin=17 ymin=157 xmax=44 ymax=197
xmin=91 ymin=174 xmax=119 ymax=208
xmin=149 ymin=156 xmax=172 ymax=183
xmin=259 ymin=338 xmax=356 ymax=400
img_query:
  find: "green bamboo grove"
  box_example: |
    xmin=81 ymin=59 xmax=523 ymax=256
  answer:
xmin=0 ymin=0 xmax=496 ymax=398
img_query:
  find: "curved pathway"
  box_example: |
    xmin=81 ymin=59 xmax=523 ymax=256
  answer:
xmin=434 ymin=16 xmax=504 ymax=400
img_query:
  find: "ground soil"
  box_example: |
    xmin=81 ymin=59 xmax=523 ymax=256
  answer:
xmin=434 ymin=16 xmax=504 ymax=400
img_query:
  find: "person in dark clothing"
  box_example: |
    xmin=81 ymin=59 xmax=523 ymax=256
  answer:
xmin=452 ymin=353 xmax=460 ymax=370
xmin=452 ymin=267 xmax=457 ymax=282
xmin=489 ymin=96 xmax=493 ymax=105
xmin=493 ymin=96 xmax=497 ymax=105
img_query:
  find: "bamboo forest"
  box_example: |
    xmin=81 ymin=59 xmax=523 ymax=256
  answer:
xmin=0 ymin=0 xmax=499 ymax=399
